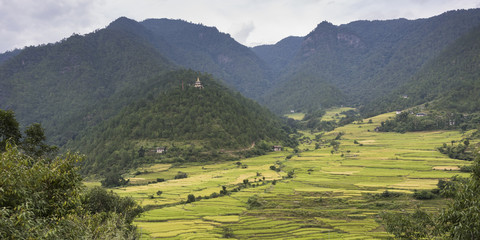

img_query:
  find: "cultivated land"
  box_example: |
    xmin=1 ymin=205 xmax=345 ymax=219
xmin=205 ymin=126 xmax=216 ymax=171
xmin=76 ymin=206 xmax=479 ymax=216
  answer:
xmin=92 ymin=110 xmax=472 ymax=239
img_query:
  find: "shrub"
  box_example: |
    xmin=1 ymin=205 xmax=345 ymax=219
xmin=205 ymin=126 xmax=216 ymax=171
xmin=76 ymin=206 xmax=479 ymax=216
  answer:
xmin=174 ymin=171 xmax=188 ymax=179
xmin=222 ymin=227 xmax=235 ymax=238
xmin=186 ymin=194 xmax=196 ymax=203
xmin=101 ymin=172 xmax=129 ymax=187
xmin=413 ymin=190 xmax=436 ymax=200
xmin=247 ymin=195 xmax=263 ymax=209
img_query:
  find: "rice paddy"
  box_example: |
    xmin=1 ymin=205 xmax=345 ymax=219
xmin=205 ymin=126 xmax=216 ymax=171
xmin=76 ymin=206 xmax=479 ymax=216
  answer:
xmin=102 ymin=110 xmax=473 ymax=239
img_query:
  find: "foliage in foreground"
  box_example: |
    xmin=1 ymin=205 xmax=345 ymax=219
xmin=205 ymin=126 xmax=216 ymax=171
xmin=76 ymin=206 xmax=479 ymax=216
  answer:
xmin=382 ymin=154 xmax=480 ymax=239
xmin=0 ymin=145 xmax=143 ymax=239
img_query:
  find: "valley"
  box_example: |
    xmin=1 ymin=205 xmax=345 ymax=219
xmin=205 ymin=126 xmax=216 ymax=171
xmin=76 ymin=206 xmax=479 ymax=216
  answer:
xmin=2 ymin=7 xmax=480 ymax=239
xmin=91 ymin=109 xmax=473 ymax=239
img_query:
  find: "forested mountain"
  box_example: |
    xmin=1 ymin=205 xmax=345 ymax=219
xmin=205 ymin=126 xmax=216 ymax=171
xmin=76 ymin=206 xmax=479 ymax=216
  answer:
xmin=67 ymin=70 xmax=295 ymax=174
xmin=0 ymin=25 xmax=175 ymax=145
xmin=2 ymin=8 xmax=480 ymax=170
xmin=362 ymin=23 xmax=480 ymax=115
xmin=262 ymin=9 xmax=480 ymax=113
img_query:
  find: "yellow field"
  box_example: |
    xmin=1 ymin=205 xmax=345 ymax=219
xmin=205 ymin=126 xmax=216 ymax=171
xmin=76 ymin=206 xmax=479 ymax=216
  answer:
xmin=93 ymin=109 xmax=473 ymax=239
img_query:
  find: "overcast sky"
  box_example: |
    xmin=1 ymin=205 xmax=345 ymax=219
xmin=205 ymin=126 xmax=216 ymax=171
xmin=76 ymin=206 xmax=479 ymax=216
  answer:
xmin=1 ymin=0 xmax=479 ymax=53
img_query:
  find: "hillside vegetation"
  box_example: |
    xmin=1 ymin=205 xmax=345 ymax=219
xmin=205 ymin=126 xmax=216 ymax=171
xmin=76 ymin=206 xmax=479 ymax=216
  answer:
xmin=68 ymin=70 xmax=296 ymax=175
xmin=0 ymin=26 xmax=174 ymax=145
xmin=260 ymin=9 xmax=480 ymax=113
xmin=363 ymin=23 xmax=480 ymax=115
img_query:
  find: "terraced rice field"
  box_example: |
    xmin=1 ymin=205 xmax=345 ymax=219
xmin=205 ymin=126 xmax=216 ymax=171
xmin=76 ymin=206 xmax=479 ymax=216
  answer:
xmin=105 ymin=111 xmax=472 ymax=239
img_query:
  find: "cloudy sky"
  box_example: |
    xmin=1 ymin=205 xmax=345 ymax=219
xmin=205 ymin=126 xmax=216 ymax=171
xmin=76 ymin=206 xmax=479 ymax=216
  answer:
xmin=1 ymin=0 xmax=479 ymax=53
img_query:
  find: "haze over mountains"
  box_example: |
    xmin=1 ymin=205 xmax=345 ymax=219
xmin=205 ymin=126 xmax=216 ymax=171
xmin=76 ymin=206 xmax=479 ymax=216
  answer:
xmin=1 ymin=8 xmax=480 ymax=169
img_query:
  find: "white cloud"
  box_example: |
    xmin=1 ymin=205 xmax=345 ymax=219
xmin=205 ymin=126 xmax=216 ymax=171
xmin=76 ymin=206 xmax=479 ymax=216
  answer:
xmin=230 ymin=22 xmax=255 ymax=45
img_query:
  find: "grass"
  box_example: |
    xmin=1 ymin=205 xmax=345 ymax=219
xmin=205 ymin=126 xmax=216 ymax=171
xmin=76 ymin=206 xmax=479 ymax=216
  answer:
xmin=89 ymin=108 xmax=475 ymax=239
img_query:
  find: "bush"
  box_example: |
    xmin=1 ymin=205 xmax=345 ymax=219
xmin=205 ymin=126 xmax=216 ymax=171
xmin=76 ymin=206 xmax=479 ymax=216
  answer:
xmin=460 ymin=165 xmax=473 ymax=172
xmin=413 ymin=190 xmax=436 ymax=200
xmin=269 ymin=165 xmax=276 ymax=171
xmin=101 ymin=171 xmax=129 ymax=187
xmin=222 ymin=227 xmax=235 ymax=238
xmin=186 ymin=194 xmax=196 ymax=203
xmin=174 ymin=171 xmax=188 ymax=179
xmin=247 ymin=195 xmax=263 ymax=209
xmin=156 ymin=178 xmax=165 ymax=182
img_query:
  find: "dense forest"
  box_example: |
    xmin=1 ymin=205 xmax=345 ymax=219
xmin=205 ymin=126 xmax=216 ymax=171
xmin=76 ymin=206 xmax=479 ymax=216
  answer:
xmin=362 ymin=23 xmax=480 ymax=116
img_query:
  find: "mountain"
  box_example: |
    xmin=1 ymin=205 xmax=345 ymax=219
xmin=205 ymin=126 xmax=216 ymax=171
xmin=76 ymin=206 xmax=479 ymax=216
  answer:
xmin=0 ymin=25 xmax=174 ymax=145
xmin=362 ymin=23 xmax=480 ymax=115
xmin=262 ymin=9 xmax=480 ymax=113
xmin=108 ymin=17 xmax=273 ymax=99
xmin=3 ymin=9 xmax=480 ymax=156
xmin=67 ymin=70 xmax=295 ymax=174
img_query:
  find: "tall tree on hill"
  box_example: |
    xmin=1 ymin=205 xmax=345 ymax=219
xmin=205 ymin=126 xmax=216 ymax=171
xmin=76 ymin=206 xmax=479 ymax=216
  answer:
xmin=0 ymin=109 xmax=21 ymax=151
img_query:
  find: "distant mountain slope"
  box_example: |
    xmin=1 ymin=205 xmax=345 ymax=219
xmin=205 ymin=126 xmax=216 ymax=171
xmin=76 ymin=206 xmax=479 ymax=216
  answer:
xmin=363 ymin=24 xmax=480 ymax=115
xmin=0 ymin=26 xmax=174 ymax=145
xmin=263 ymin=9 xmax=480 ymax=113
xmin=0 ymin=49 xmax=21 ymax=65
xmin=252 ymin=36 xmax=303 ymax=78
xmin=68 ymin=70 xmax=295 ymax=174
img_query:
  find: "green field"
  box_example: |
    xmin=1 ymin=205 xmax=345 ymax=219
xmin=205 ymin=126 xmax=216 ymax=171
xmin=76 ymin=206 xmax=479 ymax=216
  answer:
xmin=103 ymin=110 xmax=472 ymax=239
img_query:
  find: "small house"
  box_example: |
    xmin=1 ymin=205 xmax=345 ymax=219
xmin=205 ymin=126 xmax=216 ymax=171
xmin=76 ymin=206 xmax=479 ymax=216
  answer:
xmin=416 ymin=113 xmax=426 ymax=117
xmin=272 ymin=145 xmax=282 ymax=151
xmin=156 ymin=147 xmax=167 ymax=154
xmin=396 ymin=111 xmax=402 ymax=115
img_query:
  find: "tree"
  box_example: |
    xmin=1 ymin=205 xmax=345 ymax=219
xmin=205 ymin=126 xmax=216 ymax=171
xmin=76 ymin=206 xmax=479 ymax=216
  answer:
xmin=101 ymin=171 xmax=129 ymax=187
xmin=0 ymin=109 xmax=21 ymax=151
xmin=186 ymin=194 xmax=196 ymax=203
xmin=0 ymin=143 xmax=143 ymax=239
xmin=82 ymin=186 xmax=143 ymax=224
xmin=22 ymin=123 xmax=57 ymax=158
xmin=138 ymin=146 xmax=145 ymax=157
xmin=436 ymin=156 xmax=480 ymax=239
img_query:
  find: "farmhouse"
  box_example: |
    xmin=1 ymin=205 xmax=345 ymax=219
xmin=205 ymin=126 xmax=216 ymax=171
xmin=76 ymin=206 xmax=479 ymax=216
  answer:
xmin=272 ymin=145 xmax=282 ymax=151
xmin=156 ymin=147 xmax=167 ymax=154
xmin=416 ymin=113 xmax=426 ymax=117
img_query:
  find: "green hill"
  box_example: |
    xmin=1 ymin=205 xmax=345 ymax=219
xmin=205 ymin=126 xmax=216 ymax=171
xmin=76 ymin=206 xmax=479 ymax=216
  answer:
xmin=262 ymin=9 xmax=480 ymax=113
xmin=68 ymin=70 xmax=296 ymax=174
xmin=0 ymin=26 xmax=174 ymax=145
xmin=363 ymin=23 xmax=480 ymax=115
